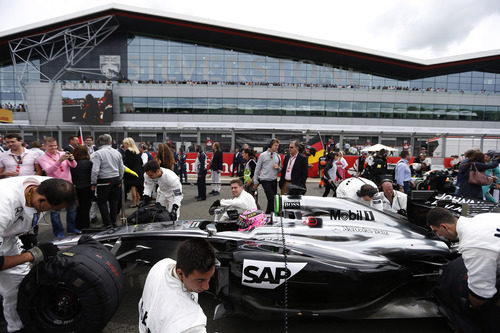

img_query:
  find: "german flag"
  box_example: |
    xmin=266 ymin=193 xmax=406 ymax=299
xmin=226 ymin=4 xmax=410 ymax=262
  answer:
xmin=306 ymin=135 xmax=325 ymax=164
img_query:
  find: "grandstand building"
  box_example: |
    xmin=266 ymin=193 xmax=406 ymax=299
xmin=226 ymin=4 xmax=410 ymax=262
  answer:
xmin=0 ymin=4 xmax=499 ymax=156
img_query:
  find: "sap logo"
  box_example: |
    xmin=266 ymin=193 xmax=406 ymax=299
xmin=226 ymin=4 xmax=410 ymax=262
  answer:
xmin=330 ymin=209 xmax=375 ymax=221
xmin=283 ymin=201 xmax=300 ymax=209
xmin=242 ymin=259 xmax=307 ymax=289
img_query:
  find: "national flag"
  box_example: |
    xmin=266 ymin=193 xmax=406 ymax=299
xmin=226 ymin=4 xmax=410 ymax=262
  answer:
xmin=306 ymin=135 xmax=325 ymax=164
xmin=78 ymin=127 xmax=84 ymax=145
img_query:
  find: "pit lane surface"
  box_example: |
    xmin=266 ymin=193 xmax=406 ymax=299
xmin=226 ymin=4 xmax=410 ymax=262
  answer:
xmin=1 ymin=178 xmax=452 ymax=333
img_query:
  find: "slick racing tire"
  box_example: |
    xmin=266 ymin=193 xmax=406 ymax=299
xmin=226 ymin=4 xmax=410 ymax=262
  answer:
xmin=17 ymin=235 xmax=125 ymax=333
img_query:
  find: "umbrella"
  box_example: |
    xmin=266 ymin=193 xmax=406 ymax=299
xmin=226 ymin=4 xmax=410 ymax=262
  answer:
xmin=361 ymin=143 xmax=398 ymax=152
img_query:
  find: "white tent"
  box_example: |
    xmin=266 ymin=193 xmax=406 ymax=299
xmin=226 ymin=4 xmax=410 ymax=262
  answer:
xmin=361 ymin=143 xmax=397 ymax=152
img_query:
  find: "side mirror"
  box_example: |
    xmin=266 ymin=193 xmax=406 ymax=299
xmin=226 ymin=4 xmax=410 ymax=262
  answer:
xmin=206 ymin=224 xmax=217 ymax=236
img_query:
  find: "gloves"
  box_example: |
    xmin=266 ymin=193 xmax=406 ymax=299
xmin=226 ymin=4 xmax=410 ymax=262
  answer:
xmin=19 ymin=233 xmax=38 ymax=250
xmin=139 ymin=195 xmax=152 ymax=207
xmin=27 ymin=242 xmax=59 ymax=265
xmin=169 ymin=204 xmax=179 ymax=221
xmin=208 ymin=200 xmax=221 ymax=216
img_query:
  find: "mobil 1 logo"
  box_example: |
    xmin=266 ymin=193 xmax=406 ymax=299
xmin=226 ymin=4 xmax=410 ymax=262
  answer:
xmin=242 ymin=259 xmax=307 ymax=289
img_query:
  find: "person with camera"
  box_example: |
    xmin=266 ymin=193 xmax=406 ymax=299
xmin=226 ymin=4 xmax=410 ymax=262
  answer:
xmin=37 ymin=137 xmax=80 ymax=237
xmin=0 ymin=176 xmax=75 ymax=332
xmin=143 ymin=160 xmax=183 ymax=221
xmin=380 ymin=179 xmax=407 ymax=215
xmin=211 ymin=178 xmax=256 ymax=222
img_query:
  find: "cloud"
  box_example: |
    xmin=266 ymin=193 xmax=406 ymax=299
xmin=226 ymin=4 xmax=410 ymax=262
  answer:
xmin=370 ymin=0 xmax=500 ymax=58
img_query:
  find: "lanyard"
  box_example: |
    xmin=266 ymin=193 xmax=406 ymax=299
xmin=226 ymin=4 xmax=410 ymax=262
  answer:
xmin=11 ymin=153 xmax=24 ymax=172
xmin=286 ymin=155 xmax=297 ymax=174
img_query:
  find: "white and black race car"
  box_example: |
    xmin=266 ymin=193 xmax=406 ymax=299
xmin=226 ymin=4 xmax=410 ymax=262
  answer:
xmin=16 ymin=182 xmax=499 ymax=332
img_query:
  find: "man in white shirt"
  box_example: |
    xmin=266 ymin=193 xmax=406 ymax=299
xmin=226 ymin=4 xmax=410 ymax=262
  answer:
xmin=0 ymin=176 xmax=75 ymax=332
xmin=0 ymin=133 xmax=42 ymax=178
xmin=143 ymin=160 xmax=183 ymax=220
xmin=138 ymin=238 xmax=216 ymax=333
xmin=380 ymin=180 xmax=407 ymax=215
xmin=427 ymin=207 xmax=500 ymax=332
xmin=214 ymin=178 xmax=257 ymax=221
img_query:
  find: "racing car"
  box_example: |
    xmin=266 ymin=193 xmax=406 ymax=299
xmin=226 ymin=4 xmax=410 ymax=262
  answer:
xmin=17 ymin=185 xmax=460 ymax=332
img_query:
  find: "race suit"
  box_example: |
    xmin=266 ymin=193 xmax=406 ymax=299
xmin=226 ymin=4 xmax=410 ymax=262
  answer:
xmin=143 ymin=168 xmax=183 ymax=218
xmin=138 ymin=258 xmax=207 ymax=333
xmin=219 ymin=190 xmax=257 ymax=222
xmin=0 ymin=176 xmax=50 ymax=332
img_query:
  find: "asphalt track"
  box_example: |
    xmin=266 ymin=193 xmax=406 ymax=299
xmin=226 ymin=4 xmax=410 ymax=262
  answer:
xmin=1 ymin=177 xmax=452 ymax=333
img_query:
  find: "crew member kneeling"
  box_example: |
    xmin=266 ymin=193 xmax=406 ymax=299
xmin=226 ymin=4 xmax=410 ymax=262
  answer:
xmin=139 ymin=238 xmax=216 ymax=333
xmin=143 ymin=160 xmax=183 ymax=221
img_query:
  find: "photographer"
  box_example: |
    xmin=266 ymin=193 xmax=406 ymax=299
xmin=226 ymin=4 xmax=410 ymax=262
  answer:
xmin=37 ymin=137 xmax=80 ymax=237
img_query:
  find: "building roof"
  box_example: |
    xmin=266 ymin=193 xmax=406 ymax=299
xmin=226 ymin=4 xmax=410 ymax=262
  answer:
xmin=1 ymin=3 xmax=499 ymax=80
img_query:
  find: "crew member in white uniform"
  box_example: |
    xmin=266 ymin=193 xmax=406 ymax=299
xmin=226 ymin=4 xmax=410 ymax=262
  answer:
xmin=336 ymin=177 xmax=384 ymax=211
xmin=218 ymin=178 xmax=257 ymax=221
xmin=138 ymin=238 xmax=216 ymax=333
xmin=0 ymin=176 xmax=75 ymax=332
xmin=427 ymin=208 xmax=500 ymax=332
xmin=380 ymin=179 xmax=407 ymax=214
xmin=143 ymin=160 xmax=183 ymax=220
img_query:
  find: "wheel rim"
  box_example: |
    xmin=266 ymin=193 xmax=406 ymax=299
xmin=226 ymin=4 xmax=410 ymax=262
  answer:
xmin=37 ymin=285 xmax=80 ymax=325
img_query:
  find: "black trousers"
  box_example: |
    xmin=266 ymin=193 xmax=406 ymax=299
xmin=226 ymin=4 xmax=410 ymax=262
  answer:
xmin=322 ymin=181 xmax=337 ymax=197
xmin=96 ymin=181 xmax=120 ymax=227
xmin=260 ymin=179 xmax=277 ymax=214
xmin=75 ymin=186 xmax=92 ymax=229
xmin=436 ymin=257 xmax=500 ymax=333
xmin=197 ymin=170 xmax=207 ymax=199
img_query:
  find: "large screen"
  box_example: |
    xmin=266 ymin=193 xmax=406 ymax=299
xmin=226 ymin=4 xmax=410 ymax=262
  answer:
xmin=62 ymin=90 xmax=113 ymax=124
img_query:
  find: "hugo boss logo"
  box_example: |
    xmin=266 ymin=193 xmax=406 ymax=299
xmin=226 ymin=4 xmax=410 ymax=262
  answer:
xmin=283 ymin=201 xmax=301 ymax=209
xmin=241 ymin=259 xmax=307 ymax=289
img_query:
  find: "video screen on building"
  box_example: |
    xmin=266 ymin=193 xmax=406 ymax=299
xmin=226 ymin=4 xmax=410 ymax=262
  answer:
xmin=62 ymin=90 xmax=113 ymax=124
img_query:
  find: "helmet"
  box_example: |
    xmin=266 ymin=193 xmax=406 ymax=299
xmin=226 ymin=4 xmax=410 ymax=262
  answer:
xmin=237 ymin=209 xmax=267 ymax=231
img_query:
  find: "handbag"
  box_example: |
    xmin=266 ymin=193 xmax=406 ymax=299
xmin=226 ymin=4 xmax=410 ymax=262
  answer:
xmin=468 ymin=163 xmax=493 ymax=186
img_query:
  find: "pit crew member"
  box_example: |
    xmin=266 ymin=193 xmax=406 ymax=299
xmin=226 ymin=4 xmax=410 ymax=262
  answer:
xmin=427 ymin=207 xmax=500 ymax=332
xmin=336 ymin=177 xmax=384 ymax=211
xmin=143 ymin=160 xmax=183 ymax=221
xmin=0 ymin=176 xmax=75 ymax=332
xmin=139 ymin=238 xmax=216 ymax=333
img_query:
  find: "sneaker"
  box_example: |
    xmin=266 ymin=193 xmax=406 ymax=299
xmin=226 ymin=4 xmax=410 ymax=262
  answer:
xmin=68 ymin=229 xmax=82 ymax=235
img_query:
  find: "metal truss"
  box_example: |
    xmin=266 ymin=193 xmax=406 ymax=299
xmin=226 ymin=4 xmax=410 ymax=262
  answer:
xmin=8 ymin=15 xmax=119 ymax=83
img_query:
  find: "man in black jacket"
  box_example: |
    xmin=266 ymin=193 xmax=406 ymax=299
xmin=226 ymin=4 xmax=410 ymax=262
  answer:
xmin=231 ymin=148 xmax=241 ymax=177
xmin=279 ymin=140 xmax=308 ymax=194
xmin=195 ymin=145 xmax=207 ymax=201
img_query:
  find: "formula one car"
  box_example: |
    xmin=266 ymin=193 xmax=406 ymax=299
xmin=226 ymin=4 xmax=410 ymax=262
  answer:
xmin=16 ymin=189 xmax=459 ymax=332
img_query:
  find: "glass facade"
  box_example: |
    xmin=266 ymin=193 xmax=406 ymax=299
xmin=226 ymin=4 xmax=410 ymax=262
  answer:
xmin=120 ymin=97 xmax=500 ymax=121
xmin=0 ymin=61 xmax=40 ymax=111
xmin=127 ymin=35 xmax=500 ymax=94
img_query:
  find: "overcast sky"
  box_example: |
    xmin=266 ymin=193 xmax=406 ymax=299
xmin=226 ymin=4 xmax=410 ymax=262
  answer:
xmin=1 ymin=0 xmax=499 ymax=60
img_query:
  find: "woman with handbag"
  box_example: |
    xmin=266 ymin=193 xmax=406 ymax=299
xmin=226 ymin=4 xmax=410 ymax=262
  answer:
xmin=457 ymin=151 xmax=499 ymax=200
